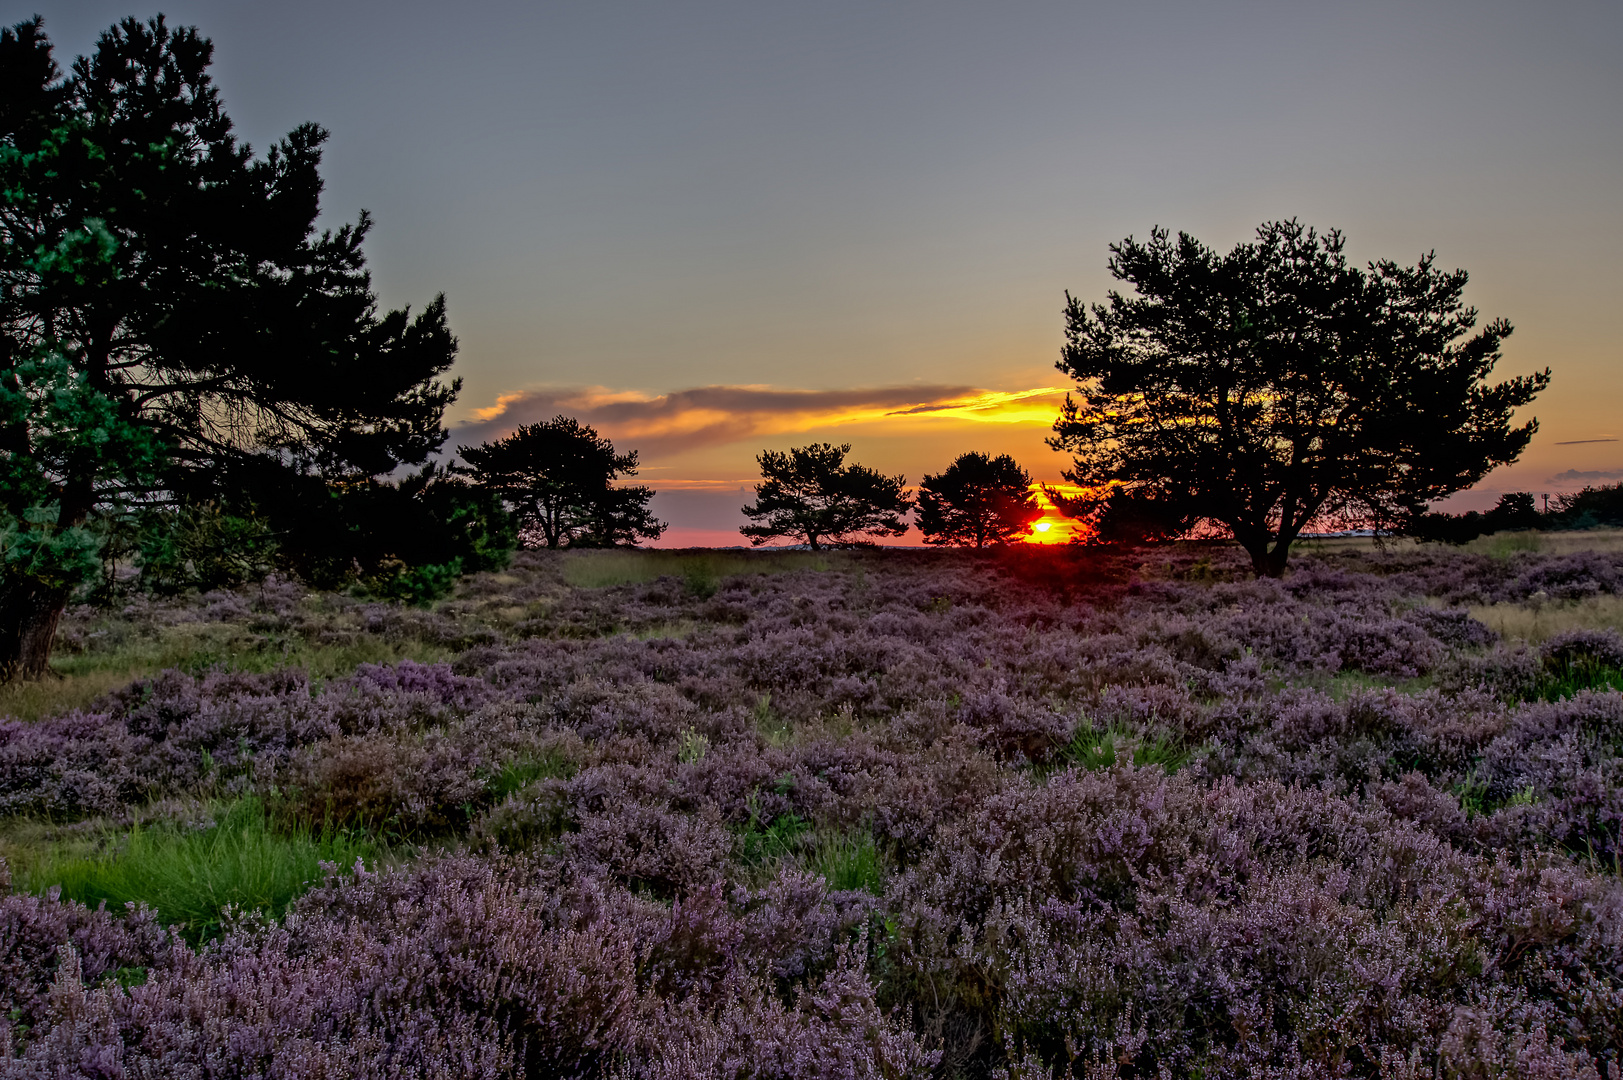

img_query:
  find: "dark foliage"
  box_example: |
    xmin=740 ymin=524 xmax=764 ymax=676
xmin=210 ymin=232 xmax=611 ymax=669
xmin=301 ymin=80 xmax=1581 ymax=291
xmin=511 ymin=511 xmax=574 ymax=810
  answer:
xmin=1051 ymin=220 xmax=1550 ymax=577
xmin=917 ymin=452 xmax=1042 ymax=549
xmin=0 ymin=16 xmax=466 ymax=677
xmin=460 ymin=415 xmax=663 ymax=550
xmin=1551 ymin=483 xmax=1623 ymax=531
xmin=740 ymin=443 xmax=912 ymax=550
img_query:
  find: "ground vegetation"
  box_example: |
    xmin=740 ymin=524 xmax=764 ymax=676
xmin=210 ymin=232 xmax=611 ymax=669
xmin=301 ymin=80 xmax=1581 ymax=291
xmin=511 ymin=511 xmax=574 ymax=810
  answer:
xmin=0 ymin=537 xmax=1620 ymax=1076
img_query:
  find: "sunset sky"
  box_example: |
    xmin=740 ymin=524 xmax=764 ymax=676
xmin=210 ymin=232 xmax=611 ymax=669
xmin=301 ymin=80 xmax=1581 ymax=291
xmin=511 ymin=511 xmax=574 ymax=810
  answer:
xmin=16 ymin=0 xmax=1622 ymax=545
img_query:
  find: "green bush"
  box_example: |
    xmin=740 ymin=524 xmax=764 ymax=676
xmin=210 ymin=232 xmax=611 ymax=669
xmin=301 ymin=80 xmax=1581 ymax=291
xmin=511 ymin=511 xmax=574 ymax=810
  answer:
xmin=135 ymin=501 xmax=278 ymax=595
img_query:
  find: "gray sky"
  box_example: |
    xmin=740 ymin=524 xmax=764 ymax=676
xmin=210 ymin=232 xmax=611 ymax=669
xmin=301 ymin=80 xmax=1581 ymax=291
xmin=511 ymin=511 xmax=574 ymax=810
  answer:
xmin=12 ymin=0 xmax=1622 ymax=529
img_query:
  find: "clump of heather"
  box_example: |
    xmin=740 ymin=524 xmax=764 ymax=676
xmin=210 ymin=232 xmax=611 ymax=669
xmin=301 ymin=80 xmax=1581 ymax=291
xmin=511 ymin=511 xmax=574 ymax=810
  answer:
xmin=3 ymin=543 xmax=1622 ymax=1077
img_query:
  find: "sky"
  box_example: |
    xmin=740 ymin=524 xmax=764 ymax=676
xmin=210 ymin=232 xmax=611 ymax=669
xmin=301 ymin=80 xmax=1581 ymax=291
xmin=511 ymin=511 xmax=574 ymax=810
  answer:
xmin=11 ymin=0 xmax=1622 ymax=544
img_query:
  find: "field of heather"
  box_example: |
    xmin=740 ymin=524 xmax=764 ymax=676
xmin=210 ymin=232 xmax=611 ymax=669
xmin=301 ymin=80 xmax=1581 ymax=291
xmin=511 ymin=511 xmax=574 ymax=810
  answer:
xmin=3 ymin=539 xmax=1623 ymax=1078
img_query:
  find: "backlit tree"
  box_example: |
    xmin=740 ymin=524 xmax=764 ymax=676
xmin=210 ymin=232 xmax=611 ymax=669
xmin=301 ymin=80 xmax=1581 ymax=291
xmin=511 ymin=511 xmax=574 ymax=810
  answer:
xmin=917 ymin=452 xmax=1041 ymax=548
xmin=1050 ymin=220 xmax=1549 ymax=577
xmin=740 ymin=443 xmax=911 ymax=550
xmin=459 ymin=416 xmax=663 ymax=549
xmin=0 ymin=16 xmax=461 ymax=679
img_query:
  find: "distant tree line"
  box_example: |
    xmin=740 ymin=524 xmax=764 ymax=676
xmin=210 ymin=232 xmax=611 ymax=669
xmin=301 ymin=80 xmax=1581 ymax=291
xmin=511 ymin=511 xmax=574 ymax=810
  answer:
xmin=1405 ymin=485 xmax=1623 ymax=544
xmin=735 ymin=443 xmax=1044 ymax=550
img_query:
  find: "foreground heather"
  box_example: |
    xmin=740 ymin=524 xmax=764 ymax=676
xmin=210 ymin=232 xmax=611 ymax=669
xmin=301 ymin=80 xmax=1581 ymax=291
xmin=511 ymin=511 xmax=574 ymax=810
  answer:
xmin=2 ymin=542 xmax=1621 ymax=1078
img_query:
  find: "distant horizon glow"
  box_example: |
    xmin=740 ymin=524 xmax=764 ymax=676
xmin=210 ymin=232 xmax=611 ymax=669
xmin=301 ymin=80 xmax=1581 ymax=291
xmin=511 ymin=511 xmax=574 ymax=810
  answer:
xmin=15 ymin=0 xmax=1618 ymax=544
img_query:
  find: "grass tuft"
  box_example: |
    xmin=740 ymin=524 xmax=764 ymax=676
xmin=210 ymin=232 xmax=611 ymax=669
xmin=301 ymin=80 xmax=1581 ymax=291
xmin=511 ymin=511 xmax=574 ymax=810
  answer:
xmin=1053 ymin=721 xmax=1190 ymax=774
xmin=19 ymin=798 xmax=374 ymax=941
xmin=811 ymin=831 xmax=885 ymax=894
xmin=485 ymin=750 xmax=578 ymax=799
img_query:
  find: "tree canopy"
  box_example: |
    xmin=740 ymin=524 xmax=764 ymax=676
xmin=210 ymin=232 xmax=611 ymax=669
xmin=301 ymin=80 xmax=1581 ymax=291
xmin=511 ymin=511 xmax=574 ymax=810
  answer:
xmin=459 ymin=416 xmax=664 ymax=549
xmin=1049 ymin=220 xmax=1549 ymax=576
xmin=740 ymin=443 xmax=911 ymax=550
xmin=916 ymin=452 xmax=1041 ymax=549
xmin=0 ymin=15 xmax=467 ymax=677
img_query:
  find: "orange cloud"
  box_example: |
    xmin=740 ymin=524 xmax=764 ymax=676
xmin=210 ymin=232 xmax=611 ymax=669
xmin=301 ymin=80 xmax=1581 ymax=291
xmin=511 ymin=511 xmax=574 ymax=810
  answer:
xmin=452 ymin=383 xmax=1073 ymax=461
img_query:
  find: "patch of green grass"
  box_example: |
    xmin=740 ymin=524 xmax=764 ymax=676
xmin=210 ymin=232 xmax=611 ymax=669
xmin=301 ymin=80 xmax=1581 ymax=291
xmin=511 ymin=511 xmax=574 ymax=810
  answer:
xmin=19 ymin=798 xmax=374 ymax=941
xmin=1465 ymin=531 xmax=1543 ymax=558
xmin=485 ymin=749 xmax=578 ymax=799
xmin=810 ymin=831 xmax=885 ymax=894
xmin=1534 ymin=660 xmax=1623 ymax=702
xmin=561 ymin=549 xmax=837 ymax=589
xmin=1322 ymin=670 xmax=1435 ymax=701
xmin=1052 ymin=721 xmax=1191 ymax=774
xmin=737 ymin=798 xmax=811 ymax=865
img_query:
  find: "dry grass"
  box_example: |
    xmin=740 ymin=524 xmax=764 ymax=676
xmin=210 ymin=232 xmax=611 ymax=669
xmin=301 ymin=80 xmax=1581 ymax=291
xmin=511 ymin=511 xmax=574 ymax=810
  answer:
xmin=560 ymin=548 xmax=841 ymax=589
xmin=1 ymin=624 xmax=449 ymax=723
xmin=1468 ymin=594 xmax=1623 ymax=644
xmin=1292 ymin=529 xmax=1623 ymax=561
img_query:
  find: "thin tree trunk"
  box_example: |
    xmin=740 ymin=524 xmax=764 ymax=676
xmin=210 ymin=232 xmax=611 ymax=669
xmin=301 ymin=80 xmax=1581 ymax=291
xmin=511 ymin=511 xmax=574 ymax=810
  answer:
xmin=0 ymin=581 xmax=70 ymax=684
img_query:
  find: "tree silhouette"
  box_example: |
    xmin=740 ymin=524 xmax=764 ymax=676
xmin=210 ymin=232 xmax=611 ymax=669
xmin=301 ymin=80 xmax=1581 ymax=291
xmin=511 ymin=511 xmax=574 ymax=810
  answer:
xmin=459 ymin=416 xmax=663 ymax=549
xmin=740 ymin=443 xmax=911 ymax=550
xmin=0 ymin=16 xmax=460 ymax=679
xmin=1051 ymin=220 xmax=1549 ymax=577
xmin=917 ymin=452 xmax=1041 ymax=548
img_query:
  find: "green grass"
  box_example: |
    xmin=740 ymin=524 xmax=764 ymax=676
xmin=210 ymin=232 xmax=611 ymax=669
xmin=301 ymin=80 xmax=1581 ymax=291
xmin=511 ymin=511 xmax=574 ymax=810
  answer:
xmin=1534 ymin=660 xmax=1623 ymax=702
xmin=561 ymin=549 xmax=838 ymax=589
xmin=1051 ymin=720 xmax=1191 ymax=774
xmin=18 ymin=798 xmax=374 ymax=940
xmin=1465 ymin=531 xmax=1544 ymax=558
xmin=810 ymin=831 xmax=885 ymax=894
xmin=485 ymin=749 xmax=578 ymax=799
xmin=737 ymin=797 xmax=811 ymax=866
xmin=1321 ymin=670 xmax=1434 ymax=700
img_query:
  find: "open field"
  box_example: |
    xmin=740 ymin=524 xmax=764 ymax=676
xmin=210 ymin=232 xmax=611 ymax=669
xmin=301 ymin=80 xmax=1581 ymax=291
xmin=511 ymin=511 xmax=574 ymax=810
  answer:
xmin=2 ymin=540 xmax=1623 ymax=1076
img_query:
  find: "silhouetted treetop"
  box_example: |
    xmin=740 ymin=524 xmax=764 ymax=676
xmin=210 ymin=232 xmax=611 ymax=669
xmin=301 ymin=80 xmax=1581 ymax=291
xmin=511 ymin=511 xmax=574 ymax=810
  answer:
xmin=460 ymin=416 xmax=663 ymax=549
xmin=1050 ymin=219 xmax=1549 ymax=576
xmin=917 ymin=452 xmax=1041 ymax=549
xmin=740 ymin=443 xmax=911 ymax=550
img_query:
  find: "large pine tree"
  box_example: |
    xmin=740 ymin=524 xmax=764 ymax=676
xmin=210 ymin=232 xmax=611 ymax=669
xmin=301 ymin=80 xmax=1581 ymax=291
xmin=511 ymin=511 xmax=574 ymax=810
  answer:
xmin=0 ymin=16 xmax=461 ymax=679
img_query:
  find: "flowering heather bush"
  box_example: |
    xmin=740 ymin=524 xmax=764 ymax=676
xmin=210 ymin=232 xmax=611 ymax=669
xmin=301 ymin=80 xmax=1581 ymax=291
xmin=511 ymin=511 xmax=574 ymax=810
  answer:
xmin=2 ymin=543 xmax=1623 ymax=1077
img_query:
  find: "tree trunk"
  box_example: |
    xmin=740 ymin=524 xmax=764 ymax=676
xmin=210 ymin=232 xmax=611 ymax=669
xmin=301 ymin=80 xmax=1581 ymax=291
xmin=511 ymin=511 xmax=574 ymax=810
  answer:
xmin=1241 ymin=538 xmax=1293 ymax=578
xmin=1244 ymin=534 xmax=1296 ymax=578
xmin=0 ymin=581 xmax=70 ymax=684
xmin=1262 ymin=544 xmax=1290 ymax=578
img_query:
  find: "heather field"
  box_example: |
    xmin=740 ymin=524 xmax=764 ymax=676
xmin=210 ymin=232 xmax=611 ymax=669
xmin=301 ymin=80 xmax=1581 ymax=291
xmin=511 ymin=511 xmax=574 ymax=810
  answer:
xmin=4 ymin=539 xmax=1623 ymax=1078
